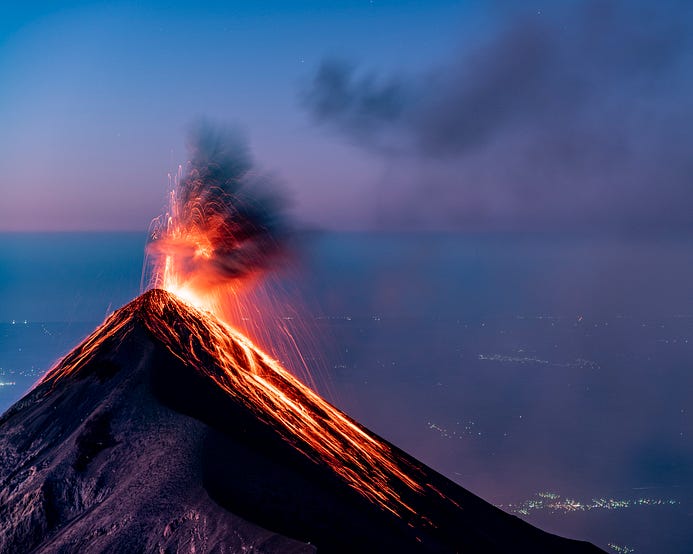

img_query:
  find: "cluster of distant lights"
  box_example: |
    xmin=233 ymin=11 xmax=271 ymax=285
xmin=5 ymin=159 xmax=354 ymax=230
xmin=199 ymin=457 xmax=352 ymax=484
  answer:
xmin=0 ymin=366 xmax=42 ymax=380
xmin=477 ymin=353 xmax=549 ymax=365
xmin=477 ymin=352 xmax=601 ymax=370
xmin=500 ymin=491 xmax=679 ymax=516
xmin=428 ymin=420 xmax=483 ymax=438
xmin=0 ymin=368 xmax=39 ymax=381
xmin=1 ymin=321 xmax=54 ymax=381
xmin=607 ymin=544 xmax=635 ymax=554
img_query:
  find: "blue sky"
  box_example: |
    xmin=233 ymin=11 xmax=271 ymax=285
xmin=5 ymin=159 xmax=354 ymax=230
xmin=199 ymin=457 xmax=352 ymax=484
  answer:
xmin=0 ymin=1 xmax=471 ymax=230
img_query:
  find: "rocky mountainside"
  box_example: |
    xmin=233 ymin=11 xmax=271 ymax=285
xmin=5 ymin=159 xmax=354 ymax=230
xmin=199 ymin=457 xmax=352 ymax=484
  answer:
xmin=0 ymin=289 xmax=604 ymax=553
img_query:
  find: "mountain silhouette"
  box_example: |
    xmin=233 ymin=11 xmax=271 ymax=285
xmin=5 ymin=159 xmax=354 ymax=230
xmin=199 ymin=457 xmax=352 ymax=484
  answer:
xmin=0 ymin=289 xmax=604 ymax=553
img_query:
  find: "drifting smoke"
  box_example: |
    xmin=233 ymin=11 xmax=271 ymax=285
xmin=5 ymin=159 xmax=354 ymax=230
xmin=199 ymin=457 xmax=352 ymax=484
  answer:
xmin=146 ymin=123 xmax=288 ymax=296
xmin=303 ymin=0 xmax=693 ymax=230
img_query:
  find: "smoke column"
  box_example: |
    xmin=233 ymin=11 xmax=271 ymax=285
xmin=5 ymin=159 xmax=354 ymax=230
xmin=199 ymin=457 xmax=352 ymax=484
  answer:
xmin=143 ymin=123 xmax=330 ymax=394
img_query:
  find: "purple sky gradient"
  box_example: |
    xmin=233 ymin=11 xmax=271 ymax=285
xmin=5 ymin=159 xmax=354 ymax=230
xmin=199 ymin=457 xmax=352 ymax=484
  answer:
xmin=1 ymin=2 xmax=464 ymax=231
xmin=2 ymin=1 xmax=691 ymax=232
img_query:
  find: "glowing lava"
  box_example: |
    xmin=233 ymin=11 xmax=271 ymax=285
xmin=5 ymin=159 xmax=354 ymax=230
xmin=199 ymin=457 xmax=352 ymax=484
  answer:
xmin=142 ymin=125 xmax=327 ymax=393
xmin=143 ymin=124 xmax=288 ymax=327
xmin=43 ymin=289 xmax=460 ymax=526
xmin=49 ymin=126 xmax=456 ymax=525
xmin=145 ymin=177 xmax=257 ymax=316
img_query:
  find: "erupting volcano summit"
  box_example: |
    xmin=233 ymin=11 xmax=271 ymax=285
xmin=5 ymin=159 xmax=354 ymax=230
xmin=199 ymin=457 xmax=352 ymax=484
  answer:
xmin=0 ymin=289 xmax=603 ymax=553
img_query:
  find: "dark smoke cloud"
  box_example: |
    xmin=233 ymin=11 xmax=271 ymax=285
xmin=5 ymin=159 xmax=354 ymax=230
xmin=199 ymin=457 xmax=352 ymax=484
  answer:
xmin=147 ymin=122 xmax=289 ymax=287
xmin=303 ymin=0 xmax=693 ymax=230
xmin=304 ymin=60 xmax=409 ymax=152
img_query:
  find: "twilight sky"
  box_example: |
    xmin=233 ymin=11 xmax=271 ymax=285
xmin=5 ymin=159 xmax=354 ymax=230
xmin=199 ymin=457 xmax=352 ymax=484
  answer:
xmin=1 ymin=1 xmax=691 ymax=232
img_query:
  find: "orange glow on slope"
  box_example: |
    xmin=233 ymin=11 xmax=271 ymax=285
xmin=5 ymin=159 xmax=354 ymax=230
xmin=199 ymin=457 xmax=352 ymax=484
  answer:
xmin=141 ymin=169 xmax=323 ymax=391
xmin=69 ymin=147 xmax=458 ymax=524
xmin=42 ymin=290 xmax=460 ymax=525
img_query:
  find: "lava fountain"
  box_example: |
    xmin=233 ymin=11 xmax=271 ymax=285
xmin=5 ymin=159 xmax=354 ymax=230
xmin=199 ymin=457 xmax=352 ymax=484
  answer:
xmin=137 ymin=123 xmax=445 ymax=520
xmin=144 ymin=123 xmax=287 ymax=318
xmin=142 ymin=124 xmax=323 ymax=391
xmin=138 ymin=127 xmax=446 ymax=517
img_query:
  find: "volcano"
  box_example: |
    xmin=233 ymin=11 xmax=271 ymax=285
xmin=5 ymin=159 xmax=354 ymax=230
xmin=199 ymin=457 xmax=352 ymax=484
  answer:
xmin=0 ymin=289 xmax=604 ymax=553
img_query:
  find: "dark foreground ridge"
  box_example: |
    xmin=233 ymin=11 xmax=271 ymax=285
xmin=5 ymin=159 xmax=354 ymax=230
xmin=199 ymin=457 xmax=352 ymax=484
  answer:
xmin=0 ymin=289 xmax=605 ymax=553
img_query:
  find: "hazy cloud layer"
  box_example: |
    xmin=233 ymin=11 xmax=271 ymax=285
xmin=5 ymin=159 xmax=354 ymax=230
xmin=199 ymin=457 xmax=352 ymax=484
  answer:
xmin=304 ymin=0 xmax=693 ymax=230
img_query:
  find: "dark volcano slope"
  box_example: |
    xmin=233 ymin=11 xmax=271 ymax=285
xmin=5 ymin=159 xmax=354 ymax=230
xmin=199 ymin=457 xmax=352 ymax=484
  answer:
xmin=0 ymin=290 xmax=605 ymax=553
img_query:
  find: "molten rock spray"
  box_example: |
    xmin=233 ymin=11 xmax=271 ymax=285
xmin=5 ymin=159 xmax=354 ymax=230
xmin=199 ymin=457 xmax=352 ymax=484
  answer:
xmin=48 ymin=123 xmax=466 ymax=532
xmin=144 ymin=124 xmax=324 ymax=390
xmin=139 ymin=126 xmax=443 ymax=518
xmin=146 ymin=123 xmax=287 ymax=304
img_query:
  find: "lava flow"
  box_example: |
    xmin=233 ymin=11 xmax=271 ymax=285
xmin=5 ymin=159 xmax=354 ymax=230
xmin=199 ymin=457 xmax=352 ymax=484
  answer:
xmin=44 ymin=289 xmax=447 ymax=524
xmin=114 ymin=124 xmax=449 ymax=522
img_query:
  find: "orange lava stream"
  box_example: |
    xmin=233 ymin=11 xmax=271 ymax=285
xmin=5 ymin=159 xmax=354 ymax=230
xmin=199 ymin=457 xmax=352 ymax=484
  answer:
xmin=42 ymin=290 xmax=459 ymax=524
xmin=142 ymin=290 xmax=425 ymax=520
xmin=43 ymin=168 xmax=458 ymax=524
xmin=27 ymin=123 xmax=477 ymax=538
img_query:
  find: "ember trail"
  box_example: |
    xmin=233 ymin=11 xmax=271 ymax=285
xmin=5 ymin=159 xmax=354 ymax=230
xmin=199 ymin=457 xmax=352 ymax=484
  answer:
xmin=43 ymin=289 xmax=446 ymax=522
xmin=131 ymin=124 xmax=443 ymax=520
xmin=144 ymin=123 xmax=287 ymax=319
xmin=142 ymin=124 xmax=321 ymax=391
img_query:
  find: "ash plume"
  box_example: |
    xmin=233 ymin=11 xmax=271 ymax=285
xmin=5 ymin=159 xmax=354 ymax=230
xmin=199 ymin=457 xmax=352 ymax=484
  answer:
xmin=303 ymin=0 xmax=693 ymax=230
xmin=146 ymin=123 xmax=288 ymax=289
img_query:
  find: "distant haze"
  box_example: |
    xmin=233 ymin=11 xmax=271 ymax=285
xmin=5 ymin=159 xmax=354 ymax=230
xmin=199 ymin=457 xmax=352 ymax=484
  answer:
xmin=304 ymin=0 xmax=693 ymax=231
